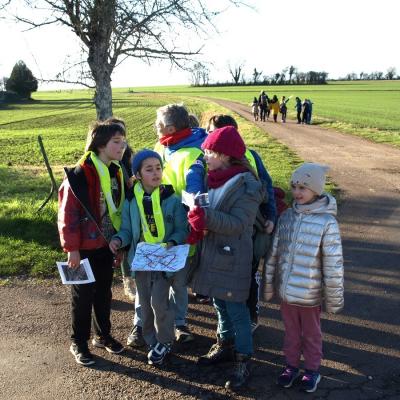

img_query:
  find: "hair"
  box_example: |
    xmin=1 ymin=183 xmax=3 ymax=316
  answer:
xmin=188 ymin=114 xmax=200 ymax=128
xmin=253 ymin=97 xmax=258 ymax=102
xmin=207 ymin=114 xmax=238 ymax=132
xmin=272 ymin=95 xmax=278 ymax=102
xmin=156 ymin=104 xmax=190 ymax=131
xmin=85 ymin=120 xmax=126 ymax=154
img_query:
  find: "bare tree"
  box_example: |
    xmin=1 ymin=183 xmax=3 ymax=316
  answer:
xmin=386 ymin=67 xmax=396 ymax=80
xmin=190 ymin=62 xmax=209 ymax=86
xmin=288 ymin=65 xmax=296 ymax=84
xmin=229 ymin=63 xmax=244 ymax=84
xmin=252 ymin=67 xmax=262 ymax=84
xmin=1 ymin=0 xmax=246 ymax=119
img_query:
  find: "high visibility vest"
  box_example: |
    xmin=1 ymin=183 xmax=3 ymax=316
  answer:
xmin=134 ymin=182 xmax=165 ymax=244
xmin=78 ymin=151 xmax=125 ymax=230
xmin=244 ymin=149 xmax=258 ymax=174
xmin=155 ymin=143 xmax=203 ymax=197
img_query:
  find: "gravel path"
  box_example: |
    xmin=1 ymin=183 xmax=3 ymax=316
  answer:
xmin=1 ymin=100 xmax=400 ymax=399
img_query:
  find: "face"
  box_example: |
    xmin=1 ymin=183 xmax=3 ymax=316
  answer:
xmin=207 ymin=121 xmax=216 ymax=133
xmin=97 ymin=133 xmax=126 ymax=164
xmin=204 ymin=149 xmax=229 ymax=171
xmin=137 ymin=158 xmax=163 ymax=192
xmin=155 ymin=117 xmax=176 ymax=138
xmin=291 ymin=183 xmax=318 ymax=205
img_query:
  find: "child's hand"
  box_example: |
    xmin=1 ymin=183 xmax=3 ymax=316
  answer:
xmin=109 ymin=238 xmax=122 ymax=254
xmin=264 ymin=220 xmax=275 ymax=234
xmin=68 ymin=250 xmax=81 ymax=269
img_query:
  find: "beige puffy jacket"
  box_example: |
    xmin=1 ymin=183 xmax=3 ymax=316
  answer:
xmin=263 ymin=194 xmax=344 ymax=313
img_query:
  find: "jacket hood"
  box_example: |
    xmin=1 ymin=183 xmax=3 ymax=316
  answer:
xmin=167 ymin=127 xmax=207 ymax=152
xmin=293 ymin=193 xmax=337 ymax=216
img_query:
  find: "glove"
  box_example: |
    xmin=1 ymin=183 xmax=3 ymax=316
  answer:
xmin=188 ymin=206 xmax=206 ymax=232
xmin=186 ymin=228 xmax=204 ymax=245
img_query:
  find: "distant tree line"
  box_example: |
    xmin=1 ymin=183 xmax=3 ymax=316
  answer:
xmin=338 ymin=67 xmax=398 ymax=81
xmin=0 ymin=60 xmax=38 ymax=103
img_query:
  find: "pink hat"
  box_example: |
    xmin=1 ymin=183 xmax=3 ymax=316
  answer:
xmin=201 ymin=126 xmax=246 ymax=159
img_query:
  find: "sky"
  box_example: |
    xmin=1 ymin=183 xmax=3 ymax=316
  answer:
xmin=1 ymin=0 xmax=399 ymax=90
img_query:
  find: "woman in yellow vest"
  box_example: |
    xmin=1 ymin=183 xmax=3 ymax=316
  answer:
xmin=109 ymin=149 xmax=188 ymax=365
xmin=58 ymin=120 xmax=127 ymax=366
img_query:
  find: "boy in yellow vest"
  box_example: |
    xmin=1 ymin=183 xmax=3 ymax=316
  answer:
xmin=110 ymin=150 xmax=188 ymax=365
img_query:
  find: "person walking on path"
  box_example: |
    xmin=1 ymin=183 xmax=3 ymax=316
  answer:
xmin=270 ymin=95 xmax=280 ymax=123
xmin=109 ymin=150 xmax=188 ymax=366
xmin=280 ymin=96 xmax=290 ymax=123
xmin=295 ymin=97 xmax=302 ymax=124
xmin=188 ymin=126 xmax=263 ymax=391
xmin=251 ymin=97 xmax=259 ymax=121
xmin=264 ymin=163 xmax=344 ymax=393
xmin=258 ymin=91 xmax=268 ymax=122
xmin=58 ymin=120 xmax=127 ymax=366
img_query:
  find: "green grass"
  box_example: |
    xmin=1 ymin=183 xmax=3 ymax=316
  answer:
xmin=127 ymin=81 xmax=400 ymax=146
xmin=0 ymin=90 xmax=299 ymax=277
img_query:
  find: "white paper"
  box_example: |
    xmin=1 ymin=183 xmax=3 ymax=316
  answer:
xmin=131 ymin=242 xmax=190 ymax=272
xmin=56 ymin=258 xmax=95 ymax=284
xmin=181 ymin=190 xmax=196 ymax=209
xmin=181 ymin=190 xmax=209 ymax=208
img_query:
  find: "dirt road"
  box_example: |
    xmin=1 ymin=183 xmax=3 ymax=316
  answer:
xmin=1 ymin=100 xmax=400 ymax=400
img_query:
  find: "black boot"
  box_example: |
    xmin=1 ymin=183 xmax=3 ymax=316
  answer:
xmin=197 ymin=336 xmax=234 ymax=365
xmin=225 ymin=353 xmax=251 ymax=391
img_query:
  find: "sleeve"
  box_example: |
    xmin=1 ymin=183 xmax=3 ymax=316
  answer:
xmin=263 ymin=222 xmax=280 ymax=301
xmin=112 ymin=199 xmax=134 ymax=248
xmin=251 ymin=150 xmax=277 ymax=222
xmin=205 ymin=186 xmax=261 ymax=235
xmin=322 ymin=219 xmax=344 ymax=313
xmin=185 ymin=155 xmax=206 ymax=194
xmin=167 ymin=198 xmax=190 ymax=245
xmin=57 ymin=179 xmax=81 ymax=252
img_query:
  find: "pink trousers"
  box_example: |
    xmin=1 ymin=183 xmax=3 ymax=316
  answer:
xmin=280 ymin=302 xmax=322 ymax=371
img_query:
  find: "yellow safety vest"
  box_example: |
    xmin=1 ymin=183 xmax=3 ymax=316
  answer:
xmin=245 ymin=149 xmax=258 ymax=174
xmin=154 ymin=143 xmax=203 ymax=197
xmin=78 ymin=151 xmax=125 ymax=230
xmin=134 ymin=182 xmax=165 ymax=244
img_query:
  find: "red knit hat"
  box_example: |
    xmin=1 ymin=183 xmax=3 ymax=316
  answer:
xmin=201 ymin=126 xmax=246 ymax=159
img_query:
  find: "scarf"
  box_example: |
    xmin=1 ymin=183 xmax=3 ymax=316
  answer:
xmin=207 ymin=165 xmax=248 ymax=189
xmin=159 ymin=128 xmax=191 ymax=146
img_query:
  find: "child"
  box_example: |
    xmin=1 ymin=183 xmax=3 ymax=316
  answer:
xmin=58 ymin=120 xmax=127 ymax=366
xmin=206 ymin=114 xmax=277 ymax=333
xmin=280 ymin=96 xmax=289 ymax=123
xmin=251 ymin=97 xmax=259 ymax=121
xmin=187 ymin=126 xmax=263 ymax=390
xmin=270 ymin=95 xmax=280 ymax=123
xmin=109 ymin=149 xmax=188 ymax=365
xmin=295 ymin=97 xmax=302 ymax=124
xmin=264 ymin=163 xmax=344 ymax=393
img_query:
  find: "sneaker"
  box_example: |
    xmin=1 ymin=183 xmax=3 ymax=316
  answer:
xmin=175 ymin=325 xmax=194 ymax=343
xmin=69 ymin=343 xmax=95 ymax=366
xmin=251 ymin=320 xmax=259 ymax=335
xmin=301 ymin=370 xmax=321 ymax=393
xmin=198 ymin=336 xmax=234 ymax=365
xmin=277 ymin=365 xmax=300 ymax=388
xmin=92 ymin=335 xmax=124 ymax=354
xmin=147 ymin=342 xmax=172 ymax=365
xmin=126 ymin=325 xmax=146 ymax=347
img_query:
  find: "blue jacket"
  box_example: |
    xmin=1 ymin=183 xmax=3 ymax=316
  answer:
xmin=163 ymin=128 xmax=207 ymax=194
xmin=112 ymin=185 xmax=188 ymax=276
xmin=250 ymin=149 xmax=277 ymax=223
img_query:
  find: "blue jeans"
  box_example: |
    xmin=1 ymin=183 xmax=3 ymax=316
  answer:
xmin=213 ymin=297 xmax=253 ymax=356
xmin=134 ymin=265 xmax=189 ymax=327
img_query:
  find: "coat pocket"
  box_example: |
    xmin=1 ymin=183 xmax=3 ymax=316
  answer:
xmin=211 ymin=245 xmax=235 ymax=271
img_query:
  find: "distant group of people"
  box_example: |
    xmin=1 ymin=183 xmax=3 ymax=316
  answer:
xmin=57 ymin=103 xmax=343 ymax=394
xmin=252 ymin=91 xmax=314 ymax=125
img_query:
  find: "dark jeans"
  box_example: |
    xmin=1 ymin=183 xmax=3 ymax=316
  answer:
xmin=71 ymin=246 xmax=114 ymax=345
xmin=297 ymin=111 xmax=302 ymax=123
xmin=259 ymin=105 xmax=267 ymax=121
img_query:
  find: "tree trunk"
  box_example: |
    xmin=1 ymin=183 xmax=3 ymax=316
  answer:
xmin=93 ymin=73 xmax=113 ymax=120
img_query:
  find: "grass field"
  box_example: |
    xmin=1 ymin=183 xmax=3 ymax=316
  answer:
xmin=129 ymin=80 xmax=400 ymax=146
xmin=0 ymin=90 xmax=300 ymax=277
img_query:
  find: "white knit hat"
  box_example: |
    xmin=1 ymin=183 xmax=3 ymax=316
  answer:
xmin=291 ymin=163 xmax=330 ymax=195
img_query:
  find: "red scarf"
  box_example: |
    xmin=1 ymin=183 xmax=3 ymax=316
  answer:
xmin=207 ymin=165 xmax=249 ymax=189
xmin=159 ymin=128 xmax=192 ymax=146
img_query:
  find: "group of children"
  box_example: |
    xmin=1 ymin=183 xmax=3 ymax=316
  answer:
xmin=252 ymin=92 xmax=314 ymax=125
xmin=57 ymin=104 xmax=344 ymax=393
